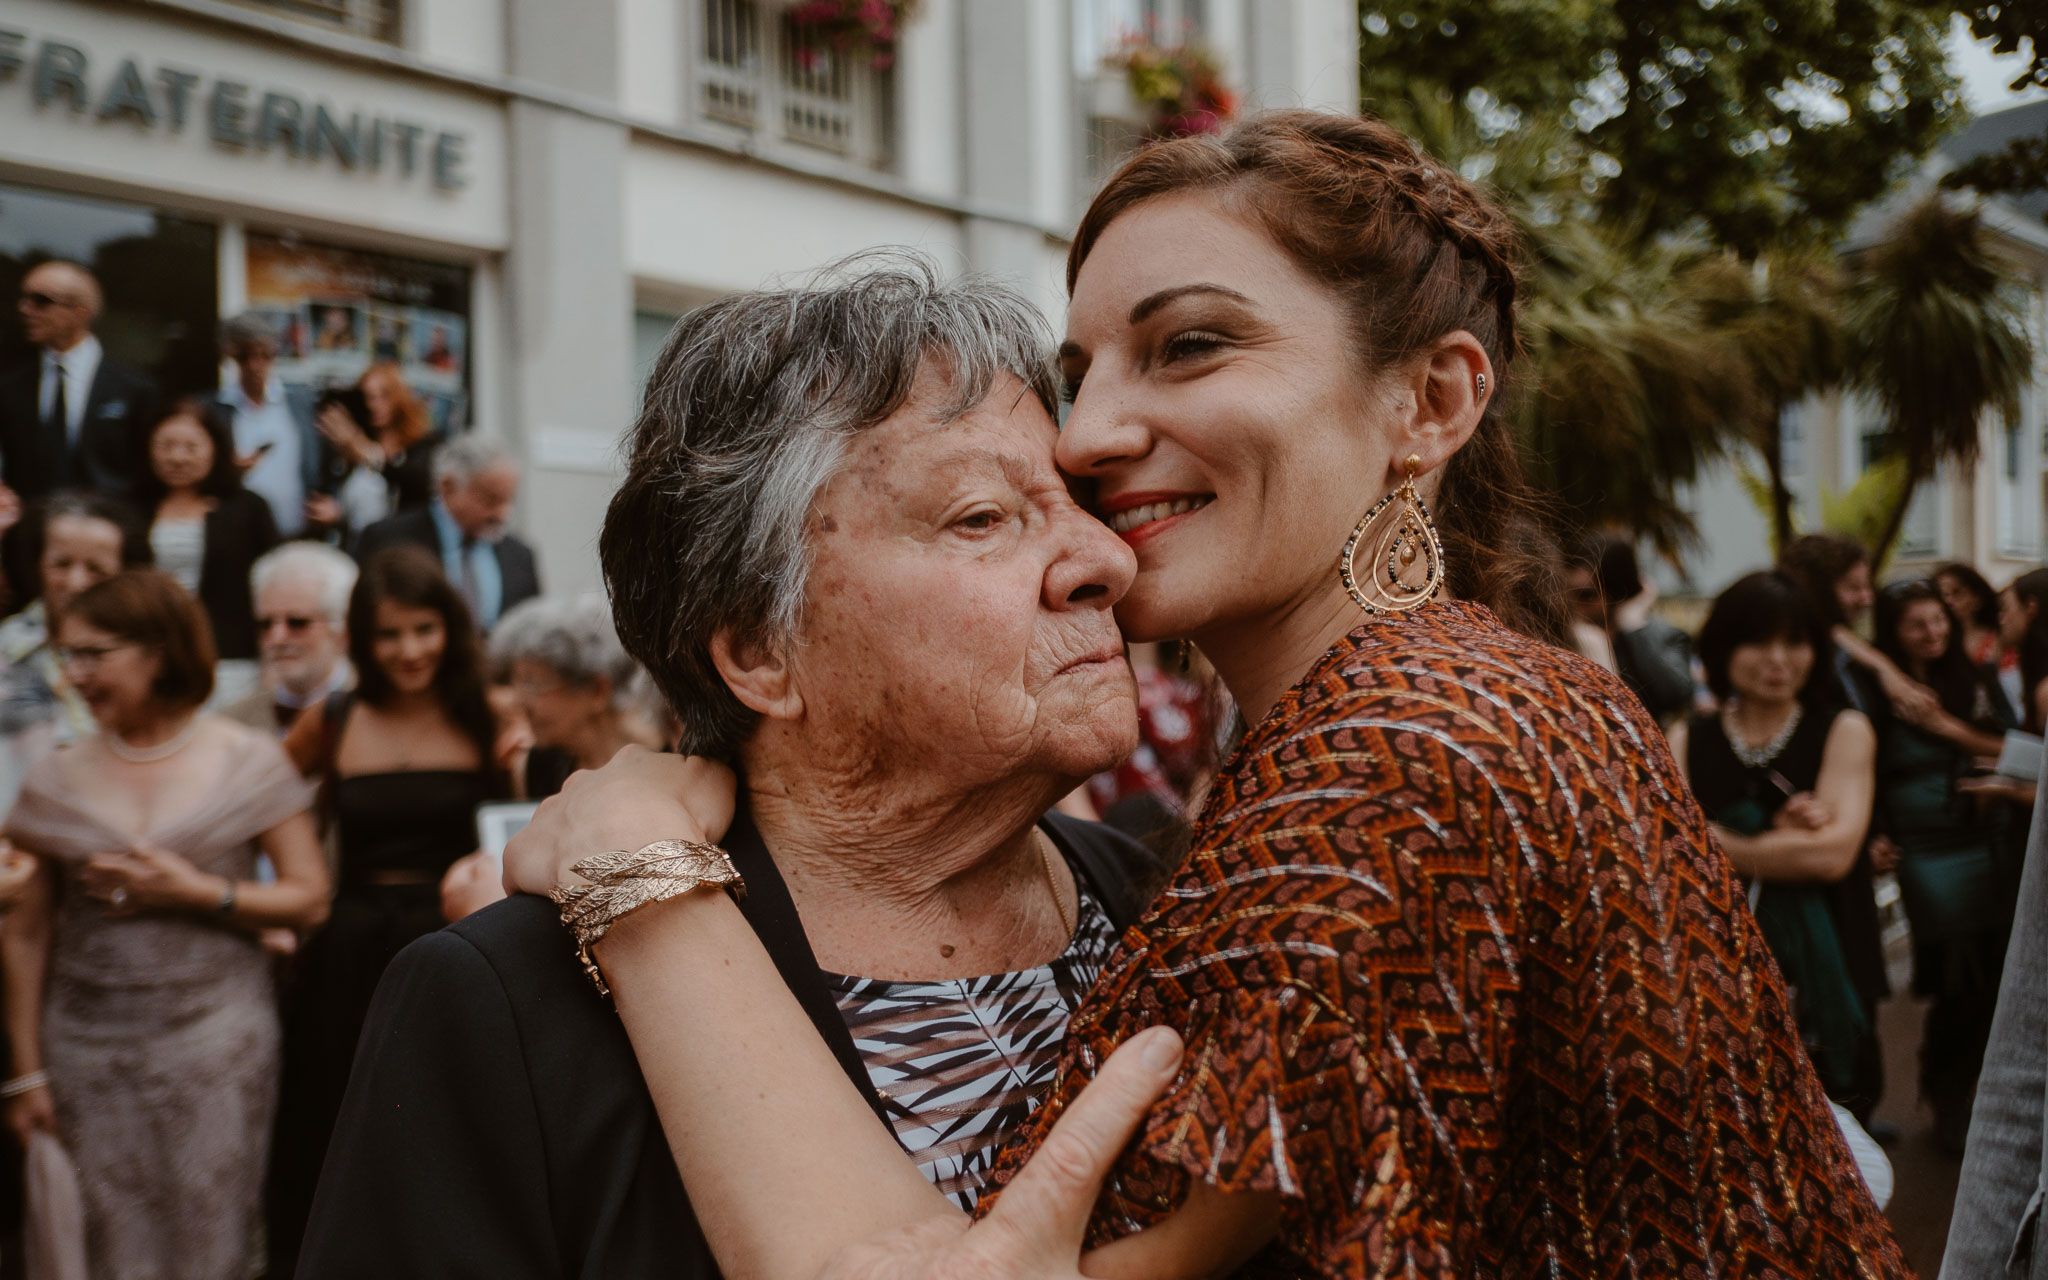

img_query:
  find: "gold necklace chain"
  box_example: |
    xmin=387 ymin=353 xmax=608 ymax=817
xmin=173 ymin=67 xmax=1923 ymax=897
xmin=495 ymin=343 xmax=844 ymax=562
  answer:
xmin=1035 ymin=828 xmax=1075 ymax=938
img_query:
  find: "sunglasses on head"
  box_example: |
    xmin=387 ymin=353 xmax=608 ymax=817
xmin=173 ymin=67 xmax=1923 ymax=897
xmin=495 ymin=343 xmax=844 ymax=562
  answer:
xmin=258 ymin=614 xmax=317 ymax=633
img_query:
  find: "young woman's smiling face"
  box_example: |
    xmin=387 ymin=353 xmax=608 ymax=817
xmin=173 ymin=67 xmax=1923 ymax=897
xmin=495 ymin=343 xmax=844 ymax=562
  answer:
xmin=1055 ymin=191 xmax=1459 ymax=646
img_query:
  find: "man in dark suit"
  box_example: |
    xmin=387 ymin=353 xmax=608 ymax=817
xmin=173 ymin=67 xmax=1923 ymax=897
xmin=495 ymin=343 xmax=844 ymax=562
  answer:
xmin=0 ymin=260 xmax=157 ymax=500
xmin=353 ymin=432 xmax=539 ymax=629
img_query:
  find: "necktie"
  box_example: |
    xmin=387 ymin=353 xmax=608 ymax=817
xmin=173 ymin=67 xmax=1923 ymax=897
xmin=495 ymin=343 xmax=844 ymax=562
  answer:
xmin=458 ymin=536 xmax=483 ymax=625
xmin=274 ymin=700 xmax=300 ymax=730
xmin=42 ymin=359 xmax=70 ymax=487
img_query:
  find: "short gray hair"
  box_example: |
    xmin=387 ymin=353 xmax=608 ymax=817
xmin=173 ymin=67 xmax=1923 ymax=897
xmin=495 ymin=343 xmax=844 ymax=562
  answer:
xmin=489 ymin=594 xmax=638 ymax=706
xmin=601 ymin=250 xmax=1059 ymax=758
xmin=433 ymin=433 xmax=515 ymax=485
xmin=250 ymin=541 xmax=358 ymax=629
xmin=221 ymin=310 xmax=278 ymax=353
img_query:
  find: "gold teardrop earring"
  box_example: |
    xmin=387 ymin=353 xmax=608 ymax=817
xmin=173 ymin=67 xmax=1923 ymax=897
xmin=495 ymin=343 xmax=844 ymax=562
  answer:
xmin=1339 ymin=454 xmax=1446 ymax=615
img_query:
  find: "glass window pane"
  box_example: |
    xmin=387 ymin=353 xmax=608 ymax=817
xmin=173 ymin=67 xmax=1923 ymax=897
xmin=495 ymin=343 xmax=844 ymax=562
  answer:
xmin=0 ymin=183 xmax=219 ymax=398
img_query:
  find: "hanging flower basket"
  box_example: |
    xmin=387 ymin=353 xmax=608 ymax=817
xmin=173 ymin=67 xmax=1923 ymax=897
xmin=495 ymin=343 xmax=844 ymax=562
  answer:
xmin=1106 ymin=33 xmax=1238 ymax=139
xmin=786 ymin=0 xmax=915 ymax=71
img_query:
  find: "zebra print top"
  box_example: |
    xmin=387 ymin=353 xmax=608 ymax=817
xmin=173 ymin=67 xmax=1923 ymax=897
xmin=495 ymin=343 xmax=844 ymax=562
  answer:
xmin=827 ymin=878 xmax=1119 ymax=1210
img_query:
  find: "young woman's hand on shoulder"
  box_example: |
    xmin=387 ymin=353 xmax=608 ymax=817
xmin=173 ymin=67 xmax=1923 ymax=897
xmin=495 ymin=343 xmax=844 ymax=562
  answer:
xmin=500 ymin=747 xmax=737 ymax=897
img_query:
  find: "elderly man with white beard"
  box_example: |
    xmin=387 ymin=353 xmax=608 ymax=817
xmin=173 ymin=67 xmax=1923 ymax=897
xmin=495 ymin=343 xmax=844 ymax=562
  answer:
xmin=222 ymin=542 xmax=357 ymax=735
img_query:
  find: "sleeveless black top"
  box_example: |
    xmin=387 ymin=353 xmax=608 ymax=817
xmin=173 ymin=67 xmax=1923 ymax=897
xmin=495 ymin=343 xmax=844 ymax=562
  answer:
xmin=1686 ymin=705 xmax=1838 ymax=836
xmin=320 ymin=689 xmax=494 ymax=893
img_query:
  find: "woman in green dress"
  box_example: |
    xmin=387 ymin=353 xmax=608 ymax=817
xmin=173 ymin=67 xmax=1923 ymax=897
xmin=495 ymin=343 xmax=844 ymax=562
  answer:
xmin=1868 ymin=579 xmax=2011 ymax=1152
xmin=1669 ymin=571 xmax=1876 ymax=1103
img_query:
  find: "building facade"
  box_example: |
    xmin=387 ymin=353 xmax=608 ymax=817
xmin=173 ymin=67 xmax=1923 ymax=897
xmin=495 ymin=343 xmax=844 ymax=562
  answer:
xmin=0 ymin=0 xmax=1358 ymax=591
xmin=1666 ymin=99 xmax=2048 ymax=599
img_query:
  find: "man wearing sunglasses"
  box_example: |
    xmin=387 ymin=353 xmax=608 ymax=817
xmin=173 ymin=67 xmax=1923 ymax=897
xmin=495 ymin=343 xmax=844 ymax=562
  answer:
xmin=223 ymin=541 xmax=358 ymax=736
xmin=0 ymin=260 xmax=158 ymax=501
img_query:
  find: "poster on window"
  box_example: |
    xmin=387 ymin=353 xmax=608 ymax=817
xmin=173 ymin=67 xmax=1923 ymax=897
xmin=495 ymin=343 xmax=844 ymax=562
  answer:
xmin=244 ymin=233 xmax=473 ymax=437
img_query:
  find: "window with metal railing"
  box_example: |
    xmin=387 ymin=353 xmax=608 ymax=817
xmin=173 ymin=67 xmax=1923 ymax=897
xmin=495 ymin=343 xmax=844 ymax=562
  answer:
xmin=228 ymin=0 xmax=402 ymax=42
xmin=692 ymin=0 xmax=896 ymax=171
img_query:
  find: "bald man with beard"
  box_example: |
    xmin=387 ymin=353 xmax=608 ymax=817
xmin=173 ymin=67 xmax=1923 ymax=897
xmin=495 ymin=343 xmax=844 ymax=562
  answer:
xmin=1 ymin=260 xmax=158 ymax=500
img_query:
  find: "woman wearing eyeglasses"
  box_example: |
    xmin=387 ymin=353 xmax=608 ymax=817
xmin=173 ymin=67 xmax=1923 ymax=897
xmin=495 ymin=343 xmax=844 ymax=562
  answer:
xmin=0 ymin=569 xmax=326 ymax=1279
xmin=0 ymin=491 xmax=153 ymax=815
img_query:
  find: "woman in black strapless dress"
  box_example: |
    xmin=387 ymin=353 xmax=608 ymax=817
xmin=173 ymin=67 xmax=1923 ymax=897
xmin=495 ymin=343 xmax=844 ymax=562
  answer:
xmin=269 ymin=545 xmax=505 ymax=1274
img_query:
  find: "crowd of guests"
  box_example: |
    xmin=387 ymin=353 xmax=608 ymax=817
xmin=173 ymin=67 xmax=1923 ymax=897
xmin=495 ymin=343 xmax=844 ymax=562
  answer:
xmin=0 ymin=259 xmax=603 ymax=1276
xmin=1565 ymin=530 xmax=2048 ymax=1161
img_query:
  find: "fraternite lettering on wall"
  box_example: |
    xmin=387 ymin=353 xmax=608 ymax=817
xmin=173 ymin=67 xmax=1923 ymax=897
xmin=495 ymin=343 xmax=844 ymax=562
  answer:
xmin=0 ymin=27 xmax=469 ymax=190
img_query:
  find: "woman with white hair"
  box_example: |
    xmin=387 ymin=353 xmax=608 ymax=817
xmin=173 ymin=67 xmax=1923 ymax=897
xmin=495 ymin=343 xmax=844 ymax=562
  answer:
xmin=439 ymin=595 xmax=661 ymax=919
xmin=493 ymin=594 xmax=657 ymax=798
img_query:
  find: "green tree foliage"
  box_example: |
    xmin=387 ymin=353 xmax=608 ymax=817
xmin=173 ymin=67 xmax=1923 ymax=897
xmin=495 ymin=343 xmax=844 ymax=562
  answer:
xmin=1687 ymin=251 xmax=1844 ymax=550
xmin=1392 ymin=90 xmax=1839 ymax=554
xmin=1941 ymin=4 xmax=2048 ymax=205
xmin=1360 ymin=0 xmax=1965 ymax=252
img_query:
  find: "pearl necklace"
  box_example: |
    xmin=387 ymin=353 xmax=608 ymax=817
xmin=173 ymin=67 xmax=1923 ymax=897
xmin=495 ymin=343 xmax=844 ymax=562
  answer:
xmin=103 ymin=715 xmax=202 ymax=764
xmin=1722 ymin=700 xmax=1802 ymax=770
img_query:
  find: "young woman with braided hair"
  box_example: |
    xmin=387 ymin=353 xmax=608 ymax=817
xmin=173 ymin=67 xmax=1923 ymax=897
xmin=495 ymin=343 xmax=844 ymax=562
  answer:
xmin=503 ymin=111 xmax=1904 ymax=1278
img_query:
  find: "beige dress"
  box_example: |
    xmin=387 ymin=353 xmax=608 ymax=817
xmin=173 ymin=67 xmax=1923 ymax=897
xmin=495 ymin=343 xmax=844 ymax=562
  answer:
xmin=7 ymin=719 xmax=314 ymax=1280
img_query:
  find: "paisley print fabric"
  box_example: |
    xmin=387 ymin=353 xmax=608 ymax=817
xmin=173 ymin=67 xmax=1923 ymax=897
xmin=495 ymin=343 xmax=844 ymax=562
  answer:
xmin=985 ymin=599 xmax=1906 ymax=1279
xmin=830 ymin=878 xmax=1118 ymax=1210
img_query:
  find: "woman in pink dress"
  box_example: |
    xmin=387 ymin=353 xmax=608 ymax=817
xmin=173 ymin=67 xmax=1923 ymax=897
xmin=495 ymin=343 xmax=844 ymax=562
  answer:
xmin=1 ymin=570 xmax=328 ymax=1279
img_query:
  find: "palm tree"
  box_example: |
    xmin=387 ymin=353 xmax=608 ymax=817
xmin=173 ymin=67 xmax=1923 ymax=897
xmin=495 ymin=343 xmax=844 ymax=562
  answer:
xmin=1844 ymin=194 xmax=2033 ymax=563
xmin=1690 ymin=250 xmax=1845 ymax=551
xmin=1512 ymin=222 xmax=1761 ymax=555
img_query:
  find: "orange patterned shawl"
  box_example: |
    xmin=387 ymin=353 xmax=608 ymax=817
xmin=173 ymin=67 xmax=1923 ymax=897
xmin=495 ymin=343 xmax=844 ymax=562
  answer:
xmin=986 ymin=600 xmax=1906 ymax=1279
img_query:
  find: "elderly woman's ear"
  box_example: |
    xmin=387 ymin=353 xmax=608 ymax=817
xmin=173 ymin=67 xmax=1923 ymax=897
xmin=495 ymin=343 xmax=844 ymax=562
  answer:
xmin=709 ymin=628 xmax=804 ymax=723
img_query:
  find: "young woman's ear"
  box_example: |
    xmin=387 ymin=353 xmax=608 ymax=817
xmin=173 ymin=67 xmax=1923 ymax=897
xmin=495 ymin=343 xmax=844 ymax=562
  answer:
xmin=709 ymin=629 xmax=804 ymax=723
xmin=1386 ymin=331 xmax=1490 ymax=491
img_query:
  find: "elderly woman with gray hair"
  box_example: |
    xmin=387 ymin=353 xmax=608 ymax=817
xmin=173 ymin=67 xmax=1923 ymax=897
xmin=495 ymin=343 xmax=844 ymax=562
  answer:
xmin=438 ymin=594 xmax=664 ymax=919
xmin=299 ymin=255 xmax=1168 ymax=1279
xmin=491 ymin=593 xmax=658 ymax=798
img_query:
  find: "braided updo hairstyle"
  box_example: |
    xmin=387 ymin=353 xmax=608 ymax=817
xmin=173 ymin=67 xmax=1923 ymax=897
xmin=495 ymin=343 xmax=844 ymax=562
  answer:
xmin=1069 ymin=110 xmax=1567 ymax=643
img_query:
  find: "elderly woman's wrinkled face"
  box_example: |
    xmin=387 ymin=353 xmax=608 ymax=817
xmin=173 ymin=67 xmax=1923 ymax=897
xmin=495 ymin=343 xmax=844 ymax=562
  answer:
xmin=1056 ymin=191 xmax=1403 ymax=643
xmin=787 ymin=371 xmax=1140 ymax=785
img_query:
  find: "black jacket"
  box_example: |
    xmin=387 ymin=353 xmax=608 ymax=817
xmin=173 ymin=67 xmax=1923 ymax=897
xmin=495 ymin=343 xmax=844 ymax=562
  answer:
xmin=0 ymin=352 xmax=157 ymax=499
xmin=186 ymin=489 xmax=280 ymax=660
xmin=354 ymin=504 xmax=541 ymax=623
xmin=297 ymin=811 xmax=1167 ymax=1280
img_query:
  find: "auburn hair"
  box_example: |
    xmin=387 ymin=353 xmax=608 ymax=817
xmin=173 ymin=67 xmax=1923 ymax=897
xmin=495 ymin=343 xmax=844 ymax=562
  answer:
xmin=358 ymin=362 xmax=430 ymax=448
xmin=64 ymin=570 xmax=216 ymax=711
xmin=1069 ymin=109 xmax=1566 ymax=642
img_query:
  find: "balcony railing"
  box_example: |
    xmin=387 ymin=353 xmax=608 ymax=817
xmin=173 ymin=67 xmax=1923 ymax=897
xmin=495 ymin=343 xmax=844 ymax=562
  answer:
xmin=228 ymin=0 xmax=402 ymax=42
